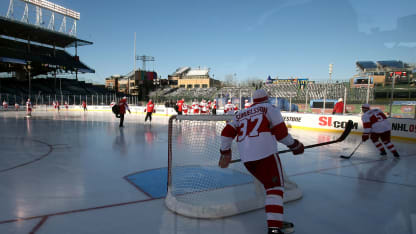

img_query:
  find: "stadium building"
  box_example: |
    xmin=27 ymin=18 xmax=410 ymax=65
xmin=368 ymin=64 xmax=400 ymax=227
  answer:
xmin=168 ymin=67 xmax=221 ymax=89
xmin=0 ymin=1 xmax=94 ymax=78
xmin=352 ymin=60 xmax=416 ymax=99
xmin=105 ymin=69 xmax=159 ymax=98
xmin=0 ymin=0 xmax=100 ymax=104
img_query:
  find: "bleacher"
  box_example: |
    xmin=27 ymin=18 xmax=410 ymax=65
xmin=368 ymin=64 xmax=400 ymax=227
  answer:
xmin=0 ymin=77 xmax=120 ymax=105
xmin=150 ymin=87 xmax=218 ymax=101
xmin=263 ymin=82 xmax=373 ymax=103
xmin=0 ymin=37 xmax=94 ymax=75
xmin=217 ymin=87 xmax=254 ymax=99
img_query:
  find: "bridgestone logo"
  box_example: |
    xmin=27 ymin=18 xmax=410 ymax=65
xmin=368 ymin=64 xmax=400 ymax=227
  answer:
xmin=284 ymin=116 xmax=302 ymax=122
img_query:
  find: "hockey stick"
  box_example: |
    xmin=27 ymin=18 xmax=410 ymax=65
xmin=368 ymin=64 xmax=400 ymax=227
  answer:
xmin=340 ymin=141 xmax=363 ymax=159
xmin=230 ymin=120 xmax=354 ymax=164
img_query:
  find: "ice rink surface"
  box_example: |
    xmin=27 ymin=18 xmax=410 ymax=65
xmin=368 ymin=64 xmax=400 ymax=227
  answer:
xmin=0 ymin=110 xmax=415 ymax=234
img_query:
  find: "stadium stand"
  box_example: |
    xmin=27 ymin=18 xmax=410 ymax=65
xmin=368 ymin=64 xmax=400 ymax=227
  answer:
xmin=0 ymin=16 xmax=94 ymax=78
xmin=0 ymin=77 xmax=120 ymax=105
xmin=150 ymin=87 xmax=218 ymax=102
xmin=0 ymin=37 xmax=94 ymax=75
xmin=263 ymin=82 xmax=372 ymax=104
xmin=0 ymin=16 xmax=118 ymax=106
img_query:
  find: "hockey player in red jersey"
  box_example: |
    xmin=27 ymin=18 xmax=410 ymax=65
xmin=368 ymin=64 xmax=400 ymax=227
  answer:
xmin=82 ymin=100 xmax=87 ymax=111
xmin=118 ymin=97 xmax=131 ymax=127
xmin=361 ymin=104 xmax=400 ymax=158
xmin=332 ymin=98 xmax=346 ymax=115
xmin=56 ymin=101 xmax=60 ymax=112
xmin=145 ymin=99 xmax=155 ymax=123
xmin=176 ymin=99 xmax=184 ymax=116
xmin=219 ymin=89 xmax=304 ymax=234
xmin=212 ymin=100 xmax=217 ymax=115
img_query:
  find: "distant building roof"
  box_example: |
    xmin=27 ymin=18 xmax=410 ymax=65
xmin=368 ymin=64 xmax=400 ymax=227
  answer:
xmin=377 ymin=60 xmax=404 ymax=69
xmin=356 ymin=61 xmax=377 ymax=70
xmin=172 ymin=67 xmax=190 ymax=76
xmin=186 ymin=68 xmax=209 ymax=76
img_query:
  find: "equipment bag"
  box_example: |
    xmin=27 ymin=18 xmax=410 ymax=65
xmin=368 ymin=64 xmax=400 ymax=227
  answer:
xmin=112 ymin=104 xmax=120 ymax=115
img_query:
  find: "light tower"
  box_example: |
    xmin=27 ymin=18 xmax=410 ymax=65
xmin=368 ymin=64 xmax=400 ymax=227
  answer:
xmin=329 ymin=63 xmax=333 ymax=82
xmin=7 ymin=0 xmax=80 ymax=36
xmin=136 ymin=55 xmax=155 ymax=71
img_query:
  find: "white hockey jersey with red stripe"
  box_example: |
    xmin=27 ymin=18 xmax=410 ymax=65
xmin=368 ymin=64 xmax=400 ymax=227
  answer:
xmin=224 ymin=103 xmax=235 ymax=113
xmin=361 ymin=108 xmax=391 ymax=134
xmin=182 ymin=103 xmax=188 ymax=114
xmin=26 ymin=101 xmax=32 ymax=110
xmin=220 ymin=103 xmax=294 ymax=162
xmin=192 ymin=102 xmax=200 ymax=114
xmin=200 ymin=102 xmax=208 ymax=113
xmin=244 ymin=102 xmax=251 ymax=109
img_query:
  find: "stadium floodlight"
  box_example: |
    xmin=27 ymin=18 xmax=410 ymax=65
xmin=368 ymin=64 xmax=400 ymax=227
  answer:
xmin=329 ymin=63 xmax=333 ymax=82
xmin=22 ymin=0 xmax=80 ymax=20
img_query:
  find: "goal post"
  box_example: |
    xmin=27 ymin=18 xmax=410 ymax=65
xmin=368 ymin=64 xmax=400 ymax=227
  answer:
xmin=166 ymin=115 xmax=302 ymax=218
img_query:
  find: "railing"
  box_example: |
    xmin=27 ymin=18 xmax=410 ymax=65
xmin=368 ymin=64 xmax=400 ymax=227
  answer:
xmin=0 ymin=93 xmax=141 ymax=107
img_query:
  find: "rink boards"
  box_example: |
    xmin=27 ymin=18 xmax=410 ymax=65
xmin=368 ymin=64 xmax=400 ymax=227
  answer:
xmin=35 ymin=105 xmax=416 ymax=141
xmin=279 ymin=112 xmax=416 ymax=141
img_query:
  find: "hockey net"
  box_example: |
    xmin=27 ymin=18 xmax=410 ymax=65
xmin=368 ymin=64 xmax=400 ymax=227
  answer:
xmin=166 ymin=115 xmax=302 ymax=218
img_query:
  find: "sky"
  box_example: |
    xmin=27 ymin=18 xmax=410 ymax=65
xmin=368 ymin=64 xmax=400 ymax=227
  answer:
xmin=2 ymin=0 xmax=416 ymax=84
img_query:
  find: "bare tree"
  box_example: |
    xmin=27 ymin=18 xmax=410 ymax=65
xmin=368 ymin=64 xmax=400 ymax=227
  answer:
xmin=223 ymin=74 xmax=236 ymax=86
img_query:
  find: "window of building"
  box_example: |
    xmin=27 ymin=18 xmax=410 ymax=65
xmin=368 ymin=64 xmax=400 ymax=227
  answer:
xmin=194 ymin=84 xmax=200 ymax=88
xmin=187 ymin=85 xmax=193 ymax=88
xmin=180 ymin=85 xmax=185 ymax=88
xmin=202 ymin=84 xmax=208 ymax=88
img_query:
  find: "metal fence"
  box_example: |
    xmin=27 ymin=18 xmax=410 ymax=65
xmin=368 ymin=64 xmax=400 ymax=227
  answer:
xmin=0 ymin=93 xmax=141 ymax=107
xmin=2 ymin=83 xmax=415 ymax=118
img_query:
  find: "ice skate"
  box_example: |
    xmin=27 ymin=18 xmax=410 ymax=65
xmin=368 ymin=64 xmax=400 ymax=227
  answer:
xmin=268 ymin=228 xmax=284 ymax=234
xmin=281 ymin=221 xmax=294 ymax=233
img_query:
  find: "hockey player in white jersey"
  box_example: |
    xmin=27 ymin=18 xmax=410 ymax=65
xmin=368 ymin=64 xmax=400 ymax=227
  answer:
xmin=361 ymin=104 xmax=400 ymax=158
xmin=192 ymin=100 xmax=200 ymax=115
xmin=219 ymin=89 xmax=304 ymax=234
xmin=26 ymin=99 xmax=32 ymax=117
xmin=224 ymin=100 xmax=235 ymax=114
xmin=2 ymin=100 xmax=8 ymax=111
xmin=200 ymin=100 xmax=209 ymax=114
xmin=182 ymin=103 xmax=188 ymax=115
xmin=244 ymin=99 xmax=251 ymax=109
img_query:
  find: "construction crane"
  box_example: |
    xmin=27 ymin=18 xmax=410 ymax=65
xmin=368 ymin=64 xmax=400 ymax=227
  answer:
xmin=136 ymin=55 xmax=155 ymax=71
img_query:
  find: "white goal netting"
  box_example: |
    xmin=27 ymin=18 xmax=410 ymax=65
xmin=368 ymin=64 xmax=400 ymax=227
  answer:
xmin=166 ymin=115 xmax=302 ymax=218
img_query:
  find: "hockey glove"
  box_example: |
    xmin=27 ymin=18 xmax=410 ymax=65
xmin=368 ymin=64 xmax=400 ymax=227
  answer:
xmin=219 ymin=149 xmax=232 ymax=168
xmin=288 ymin=139 xmax=304 ymax=155
xmin=362 ymin=133 xmax=369 ymax=142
